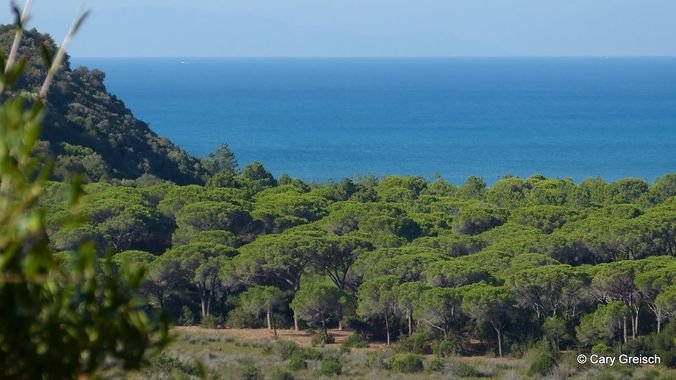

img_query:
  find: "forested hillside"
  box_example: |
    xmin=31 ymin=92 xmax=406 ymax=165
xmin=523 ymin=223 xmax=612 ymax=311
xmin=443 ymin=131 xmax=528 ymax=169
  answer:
xmin=0 ymin=25 xmax=206 ymax=184
xmin=44 ymin=168 xmax=676 ymax=369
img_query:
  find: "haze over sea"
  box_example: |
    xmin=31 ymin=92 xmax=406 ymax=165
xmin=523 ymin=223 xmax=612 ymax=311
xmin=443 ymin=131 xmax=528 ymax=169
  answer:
xmin=74 ymin=58 xmax=676 ymax=184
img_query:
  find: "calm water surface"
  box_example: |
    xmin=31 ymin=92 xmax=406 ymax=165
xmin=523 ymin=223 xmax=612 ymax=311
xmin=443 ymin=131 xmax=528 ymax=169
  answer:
xmin=74 ymin=58 xmax=676 ymax=183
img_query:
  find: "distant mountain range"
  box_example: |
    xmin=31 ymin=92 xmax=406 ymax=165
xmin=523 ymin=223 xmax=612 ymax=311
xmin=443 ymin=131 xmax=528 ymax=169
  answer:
xmin=0 ymin=25 xmax=207 ymax=184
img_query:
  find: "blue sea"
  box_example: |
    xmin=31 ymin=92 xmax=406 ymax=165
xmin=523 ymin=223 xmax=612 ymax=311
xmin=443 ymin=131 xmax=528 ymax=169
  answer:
xmin=74 ymin=58 xmax=676 ymax=184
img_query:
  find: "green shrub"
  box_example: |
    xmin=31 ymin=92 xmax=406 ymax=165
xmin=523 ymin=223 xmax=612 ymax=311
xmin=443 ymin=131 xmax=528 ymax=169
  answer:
xmin=654 ymin=322 xmax=676 ymax=368
xmin=300 ymin=347 xmax=323 ymax=360
xmin=526 ymin=340 xmax=559 ymax=377
xmin=425 ymin=357 xmax=445 ymax=372
xmin=225 ymin=307 xmax=262 ymax=328
xmin=391 ymin=354 xmax=424 ymax=373
xmin=447 ymin=359 xmax=479 ymax=378
xmin=365 ymin=351 xmax=387 ymax=370
xmin=287 ymin=353 xmax=307 ymax=371
xmin=269 ymin=369 xmax=295 ymax=380
xmin=178 ymin=306 xmax=195 ymax=326
xmin=623 ymin=336 xmax=654 ymax=357
xmin=273 ymin=340 xmax=299 ymax=360
xmin=341 ymin=333 xmax=368 ymax=349
xmin=151 ymin=353 xmax=203 ymax=377
xmin=433 ymin=335 xmax=465 ymax=357
xmin=395 ymin=331 xmax=432 ymax=354
xmin=238 ymin=358 xmax=263 ymax=380
xmin=527 ymin=351 xmax=558 ymax=377
xmin=311 ymin=333 xmax=335 ymax=346
xmin=591 ymin=343 xmax=614 ymax=354
xmin=200 ymin=315 xmax=220 ymax=328
xmin=317 ymin=356 xmax=342 ymax=376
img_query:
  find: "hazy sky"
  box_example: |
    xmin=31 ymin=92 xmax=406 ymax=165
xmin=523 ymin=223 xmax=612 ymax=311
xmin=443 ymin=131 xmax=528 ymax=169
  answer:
xmin=3 ymin=0 xmax=676 ymax=57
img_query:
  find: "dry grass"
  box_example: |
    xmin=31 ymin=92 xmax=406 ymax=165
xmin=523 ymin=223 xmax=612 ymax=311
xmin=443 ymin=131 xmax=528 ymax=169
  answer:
xmin=112 ymin=327 xmax=674 ymax=380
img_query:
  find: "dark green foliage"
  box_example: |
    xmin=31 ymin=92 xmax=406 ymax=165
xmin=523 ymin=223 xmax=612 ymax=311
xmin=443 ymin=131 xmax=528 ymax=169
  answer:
xmin=425 ymin=357 xmax=445 ymax=372
xmin=239 ymin=358 xmax=263 ymax=380
xmin=341 ymin=333 xmax=369 ymax=348
xmin=390 ymin=354 xmax=424 ymax=373
xmin=200 ymin=314 xmax=220 ymax=328
xmin=241 ymin=161 xmax=277 ymax=192
xmin=287 ymin=353 xmax=307 ymax=370
xmin=526 ymin=341 xmax=559 ymax=377
xmin=432 ymin=334 xmax=467 ymax=357
xmin=203 ymin=143 xmax=238 ymax=175
xmin=225 ymin=307 xmax=263 ymax=328
xmin=273 ymin=340 xmax=299 ymax=360
xmin=394 ymin=331 xmax=434 ymax=355
xmin=653 ymin=322 xmax=676 ymax=368
xmin=300 ymin=347 xmax=323 ymax=360
xmin=453 ymin=204 xmax=508 ymax=235
xmin=150 ymin=353 xmax=205 ymax=378
xmin=591 ymin=343 xmax=614 ymax=354
xmin=317 ymin=356 xmax=342 ymax=376
xmin=269 ymin=369 xmax=296 ymax=380
xmin=178 ymin=305 xmax=195 ymax=325
xmin=311 ymin=332 xmax=336 ymax=346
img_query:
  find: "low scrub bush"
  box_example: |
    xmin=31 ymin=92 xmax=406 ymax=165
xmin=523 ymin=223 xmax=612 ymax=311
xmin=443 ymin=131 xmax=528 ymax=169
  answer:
xmin=623 ymin=336 xmax=654 ymax=357
xmin=287 ymin=353 xmax=307 ymax=371
xmin=200 ymin=315 xmax=220 ymax=329
xmin=273 ymin=340 xmax=299 ymax=360
xmin=225 ymin=307 xmax=262 ymax=328
xmin=318 ymin=356 xmax=342 ymax=376
xmin=591 ymin=343 xmax=614 ymax=354
xmin=364 ymin=351 xmax=388 ymax=370
xmin=300 ymin=347 xmax=323 ymax=360
xmin=269 ymin=369 xmax=295 ymax=380
xmin=447 ymin=359 xmax=480 ymax=378
xmin=150 ymin=353 xmax=203 ymax=377
xmin=394 ymin=331 xmax=433 ymax=355
xmin=432 ymin=334 xmax=466 ymax=357
xmin=341 ymin=333 xmax=368 ymax=349
xmin=311 ymin=333 xmax=335 ymax=346
xmin=425 ymin=357 xmax=445 ymax=372
xmin=391 ymin=354 xmax=424 ymax=373
xmin=526 ymin=340 xmax=559 ymax=377
xmin=238 ymin=358 xmax=263 ymax=380
xmin=178 ymin=306 xmax=195 ymax=326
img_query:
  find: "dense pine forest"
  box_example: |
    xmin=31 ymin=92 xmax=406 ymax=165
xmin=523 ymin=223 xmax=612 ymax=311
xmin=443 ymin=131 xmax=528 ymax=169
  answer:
xmin=1 ymin=21 xmax=675 ymax=380
xmin=42 ymin=158 xmax=676 ymax=368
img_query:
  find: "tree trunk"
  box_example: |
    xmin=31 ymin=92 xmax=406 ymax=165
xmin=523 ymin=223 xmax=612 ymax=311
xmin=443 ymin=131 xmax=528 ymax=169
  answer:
xmin=272 ymin=311 xmax=277 ymax=336
xmin=266 ymin=309 xmax=272 ymax=331
xmin=384 ymin=312 xmax=391 ymax=346
xmin=294 ymin=312 xmax=300 ymax=331
xmin=622 ymin=316 xmax=627 ymax=343
xmin=407 ymin=310 xmax=413 ymax=336
xmin=634 ymin=313 xmax=639 ymax=338
xmin=321 ymin=312 xmax=328 ymax=340
xmin=495 ymin=327 xmax=502 ymax=357
xmin=657 ymin=309 xmax=661 ymax=334
xmin=338 ymin=320 xmax=343 ymax=331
